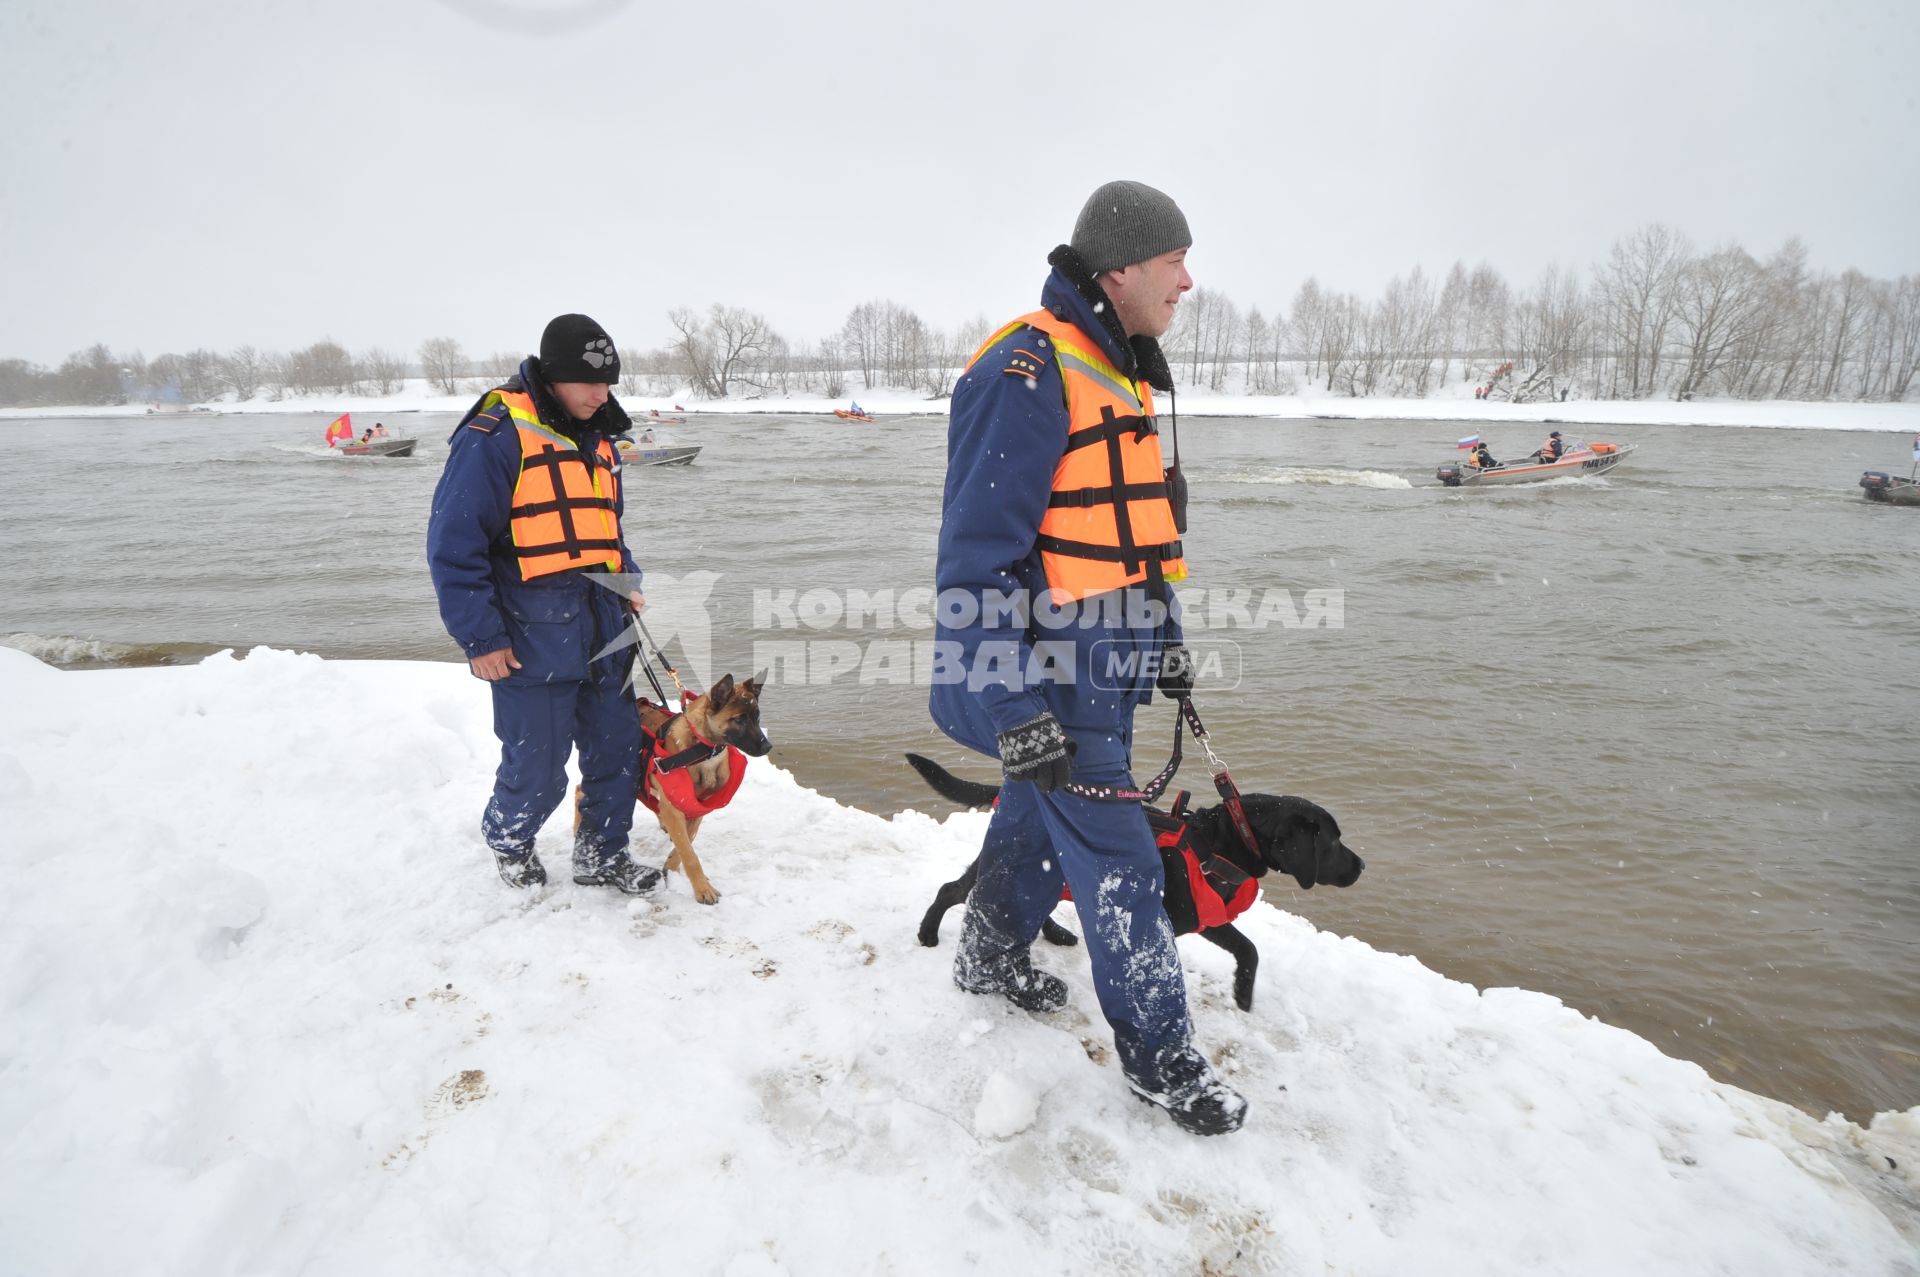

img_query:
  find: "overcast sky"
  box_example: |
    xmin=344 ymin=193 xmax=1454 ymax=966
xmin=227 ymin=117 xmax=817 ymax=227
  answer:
xmin=3 ymin=0 xmax=1915 ymax=365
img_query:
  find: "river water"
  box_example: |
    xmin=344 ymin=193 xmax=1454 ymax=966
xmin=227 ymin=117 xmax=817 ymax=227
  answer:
xmin=3 ymin=410 xmax=1916 ymax=1121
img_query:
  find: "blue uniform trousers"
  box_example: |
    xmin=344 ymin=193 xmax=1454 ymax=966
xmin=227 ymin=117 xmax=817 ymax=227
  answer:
xmin=481 ymin=662 xmax=641 ymax=862
xmin=956 ymin=719 xmax=1195 ymax=1085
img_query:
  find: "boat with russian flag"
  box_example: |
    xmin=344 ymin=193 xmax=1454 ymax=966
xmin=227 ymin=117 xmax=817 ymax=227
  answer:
xmin=1437 ymin=434 xmax=1633 ymax=487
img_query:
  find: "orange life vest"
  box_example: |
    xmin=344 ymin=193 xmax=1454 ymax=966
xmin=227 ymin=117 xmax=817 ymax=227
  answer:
xmin=969 ymin=310 xmax=1187 ymax=602
xmin=480 ymin=389 xmax=625 ymax=580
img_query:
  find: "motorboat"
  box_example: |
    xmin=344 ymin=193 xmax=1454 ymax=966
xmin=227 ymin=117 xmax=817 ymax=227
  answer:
xmin=1859 ymin=470 xmax=1920 ymax=505
xmin=616 ymin=439 xmax=701 ymax=467
xmin=1437 ymin=441 xmax=1633 ymax=487
xmin=834 ymin=409 xmax=876 ymax=422
xmin=338 ymin=437 xmax=416 ymax=458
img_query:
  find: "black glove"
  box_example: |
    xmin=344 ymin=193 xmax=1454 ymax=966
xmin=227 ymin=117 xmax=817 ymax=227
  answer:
xmin=1157 ymin=644 xmax=1195 ymax=700
xmin=997 ymin=713 xmax=1077 ymax=792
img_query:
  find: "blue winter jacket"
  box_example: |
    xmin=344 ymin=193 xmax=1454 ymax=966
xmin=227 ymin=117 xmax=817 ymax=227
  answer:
xmin=929 ymin=267 xmax=1182 ymax=771
xmin=426 ymin=359 xmax=641 ymax=684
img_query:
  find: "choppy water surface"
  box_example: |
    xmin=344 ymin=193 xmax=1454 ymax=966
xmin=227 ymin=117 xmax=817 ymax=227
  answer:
xmin=3 ymin=410 xmax=1917 ymax=1120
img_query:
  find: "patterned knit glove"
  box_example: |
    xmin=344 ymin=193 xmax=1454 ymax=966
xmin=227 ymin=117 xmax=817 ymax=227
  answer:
xmin=997 ymin=713 xmax=1077 ymax=793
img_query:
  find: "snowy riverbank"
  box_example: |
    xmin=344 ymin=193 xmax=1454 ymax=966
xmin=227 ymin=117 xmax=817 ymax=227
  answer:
xmin=1 ymin=647 xmax=1915 ymax=1275
xmin=6 ymin=381 xmax=1920 ymax=434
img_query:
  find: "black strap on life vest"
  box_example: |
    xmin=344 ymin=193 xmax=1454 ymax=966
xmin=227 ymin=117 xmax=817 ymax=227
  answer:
xmin=640 ymin=710 xmax=727 ymax=774
xmin=511 ymin=443 xmax=620 ymax=562
xmin=1041 ymin=406 xmax=1181 ymax=595
xmin=1060 ymin=407 xmax=1157 ymax=454
xmin=1047 ymin=480 xmax=1171 ymax=508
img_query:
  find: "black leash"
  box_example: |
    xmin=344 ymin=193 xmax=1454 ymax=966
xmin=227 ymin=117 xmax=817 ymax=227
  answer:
xmin=626 ymin=611 xmax=729 ymax=773
xmin=628 ymin=610 xmax=687 ymax=705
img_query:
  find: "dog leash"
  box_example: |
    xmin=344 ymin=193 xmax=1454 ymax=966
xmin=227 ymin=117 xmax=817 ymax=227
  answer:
xmin=1061 ymin=697 xmax=1262 ymax=860
xmin=629 ymin=610 xmax=687 ymax=705
xmin=1179 ymin=698 xmax=1263 ymax=861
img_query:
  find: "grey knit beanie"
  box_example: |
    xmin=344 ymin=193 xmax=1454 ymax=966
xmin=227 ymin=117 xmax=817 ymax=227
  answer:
xmin=1070 ymin=180 xmax=1192 ymax=273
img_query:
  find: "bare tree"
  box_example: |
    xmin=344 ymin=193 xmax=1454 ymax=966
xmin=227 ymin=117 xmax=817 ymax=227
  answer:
xmin=706 ymin=304 xmax=776 ymax=397
xmin=1816 ymin=268 xmax=1872 ymax=399
xmin=1883 ymin=275 xmax=1920 ymax=402
xmin=809 ymin=337 xmax=840 ymax=399
xmin=361 ymin=346 xmax=407 ymax=396
xmin=1510 ymin=265 xmax=1587 ymax=400
xmin=221 ymin=345 xmax=265 ymax=401
xmin=668 ymin=307 xmax=720 ymax=399
xmin=1288 ymin=279 xmax=1327 ymax=387
xmin=1592 ymin=224 xmax=1689 ymax=399
xmin=1672 ymin=247 xmax=1769 ymax=400
xmin=418 ymin=336 xmax=465 ymax=395
xmin=839 ymin=302 xmax=877 ymax=390
xmin=1319 ymin=292 xmax=1359 ymax=393
xmin=287 ymin=340 xmax=357 ymax=395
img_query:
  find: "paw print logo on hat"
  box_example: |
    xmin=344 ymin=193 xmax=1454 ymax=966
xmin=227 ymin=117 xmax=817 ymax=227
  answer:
xmin=582 ymin=337 xmax=616 ymax=369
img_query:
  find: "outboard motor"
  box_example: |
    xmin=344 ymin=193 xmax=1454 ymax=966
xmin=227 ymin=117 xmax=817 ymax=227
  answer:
xmin=1436 ymin=463 xmax=1463 ymax=487
xmin=1860 ymin=471 xmax=1891 ymax=493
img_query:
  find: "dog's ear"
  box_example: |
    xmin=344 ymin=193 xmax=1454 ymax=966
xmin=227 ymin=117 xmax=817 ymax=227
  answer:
xmin=706 ymin=673 xmax=735 ymax=709
xmin=743 ymin=669 xmax=767 ymax=698
xmin=1285 ymin=821 xmax=1320 ymax=890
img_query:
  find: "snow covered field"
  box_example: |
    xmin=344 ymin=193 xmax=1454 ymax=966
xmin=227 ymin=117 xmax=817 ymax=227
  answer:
xmin=6 ymin=379 xmax=1920 ymax=434
xmin=2 ymin=647 xmax=1915 ymax=1275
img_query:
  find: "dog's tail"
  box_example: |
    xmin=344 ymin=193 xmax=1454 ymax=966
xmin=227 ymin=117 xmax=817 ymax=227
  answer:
xmin=904 ymin=753 xmax=1000 ymax=810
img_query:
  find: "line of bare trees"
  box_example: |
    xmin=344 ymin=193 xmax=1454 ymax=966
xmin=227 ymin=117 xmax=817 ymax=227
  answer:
xmin=1168 ymin=226 xmax=1920 ymax=403
xmin=5 ymin=225 xmax=1915 ymax=408
xmin=0 ymin=338 xmax=465 ymax=409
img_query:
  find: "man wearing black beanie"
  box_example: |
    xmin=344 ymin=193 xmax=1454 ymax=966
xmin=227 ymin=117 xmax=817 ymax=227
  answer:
xmin=929 ymin=181 xmax=1247 ymax=1136
xmin=428 ymin=313 xmax=659 ymax=895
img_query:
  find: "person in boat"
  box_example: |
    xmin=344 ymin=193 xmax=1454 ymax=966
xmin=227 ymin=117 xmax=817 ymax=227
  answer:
xmin=1533 ymin=430 xmax=1563 ymax=462
xmin=931 ymin=180 xmax=1241 ymax=1137
xmin=1468 ymin=440 xmax=1498 ymax=469
xmin=359 ymin=428 xmax=373 ymax=443
xmin=638 ymin=429 xmax=655 ymax=444
xmin=427 ymin=313 xmax=656 ymax=897
xmin=373 ymin=423 xmax=389 ymax=439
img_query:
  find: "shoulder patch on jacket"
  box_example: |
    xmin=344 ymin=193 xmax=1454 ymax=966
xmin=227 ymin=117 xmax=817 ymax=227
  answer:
xmin=466 ymin=404 xmax=508 ymax=433
xmin=1002 ymin=346 xmax=1050 ymax=381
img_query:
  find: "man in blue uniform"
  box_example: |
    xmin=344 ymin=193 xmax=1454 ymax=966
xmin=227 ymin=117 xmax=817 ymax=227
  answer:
xmin=428 ymin=313 xmax=657 ymax=894
xmin=930 ymin=182 xmax=1247 ymax=1135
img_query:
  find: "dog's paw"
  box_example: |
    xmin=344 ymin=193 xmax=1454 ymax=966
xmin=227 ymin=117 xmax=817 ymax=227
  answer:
xmin=695 ymin=884 xmax=722 ymax=905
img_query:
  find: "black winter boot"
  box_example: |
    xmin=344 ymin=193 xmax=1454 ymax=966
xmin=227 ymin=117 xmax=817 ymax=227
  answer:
xmin=494 ymin=849 xmax=548 ymax=889
xmin=1129 ymin=1045 xmax=1248 ymax=1136
xmin=572 ymin=846 xmax=662 ymax=895
xmin=954 ymin=944 xmax=1068 ymax=1013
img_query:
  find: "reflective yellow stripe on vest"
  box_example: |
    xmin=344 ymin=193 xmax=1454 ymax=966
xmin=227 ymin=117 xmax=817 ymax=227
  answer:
xmin=967 ymin=310 xmax=1186 ymax=601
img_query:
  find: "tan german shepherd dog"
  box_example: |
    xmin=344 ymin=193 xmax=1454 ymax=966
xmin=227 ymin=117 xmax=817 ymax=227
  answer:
xmin=577 ymin=673 xmax=771 ymax=904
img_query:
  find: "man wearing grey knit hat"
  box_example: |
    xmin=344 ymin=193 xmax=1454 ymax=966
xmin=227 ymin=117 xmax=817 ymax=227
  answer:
xmin=1068 ymin=179 xmax=1195 ymax=339
xmin=928 ymin=182 xmax=1246 ymax=1136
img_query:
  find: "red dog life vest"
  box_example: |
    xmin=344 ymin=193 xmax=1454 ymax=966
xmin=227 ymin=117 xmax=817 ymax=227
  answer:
xmin=1151 ymin=803 xmax=1260 ymax=932
xmin=637 ymin=694 xmax=747 ymax=818
xmin=1057 ymin=794 xmax=1259 ymax=933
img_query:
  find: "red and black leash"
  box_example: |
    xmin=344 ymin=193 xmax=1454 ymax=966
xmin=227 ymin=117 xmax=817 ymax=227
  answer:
xmin=1061 ymin=697 xmax=1261 ymax=859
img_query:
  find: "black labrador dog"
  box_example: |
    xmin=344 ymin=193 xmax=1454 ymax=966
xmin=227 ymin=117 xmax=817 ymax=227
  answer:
xmin=907 ymin=754 xmax=1364 ymax=1011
